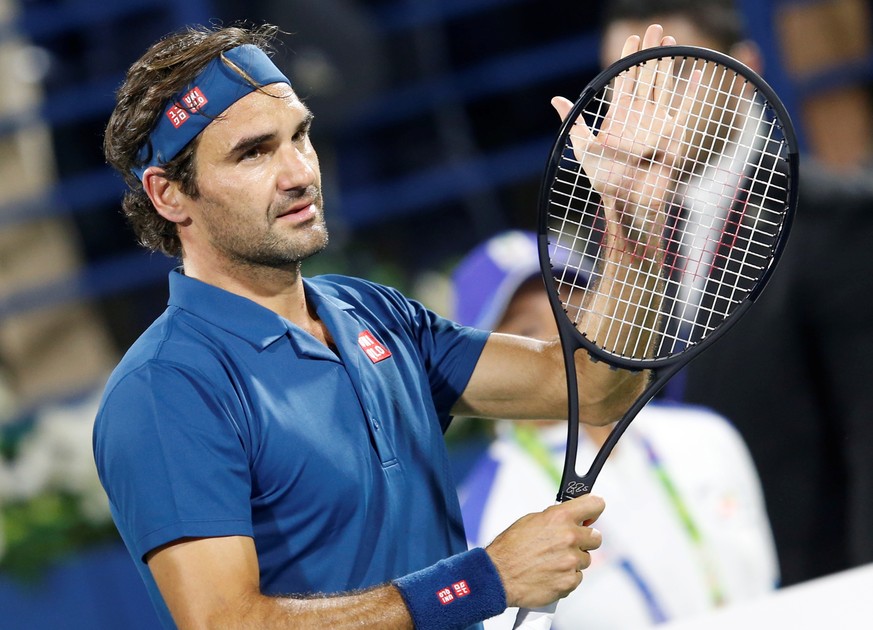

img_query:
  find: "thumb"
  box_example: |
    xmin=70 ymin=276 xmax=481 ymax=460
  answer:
xmin=551 ymin=96 xmax=574 ymax=122
xmin=558 ymin=493 xmax=606 ymax=524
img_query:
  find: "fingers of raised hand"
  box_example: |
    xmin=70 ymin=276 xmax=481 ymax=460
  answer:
xmin=641 ymin=24 xmax=664 ymax=50
xmin=675 ymin=68 xmax=703 ymax=133
xmin=654 ymin=37 xmax=678 ymax=109
xmin=615 ymin=35 xmax=641 ymax=98
xmin=635 ymin=26 xmax=662 ymax=99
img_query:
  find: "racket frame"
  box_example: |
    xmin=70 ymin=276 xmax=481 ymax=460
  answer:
xmin=537 ymin=45 xmax=799 ymax=502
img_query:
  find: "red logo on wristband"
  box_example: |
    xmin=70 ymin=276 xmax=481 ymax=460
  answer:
xmin=437 ymin=580 xmax=471 ymax=605
xmin=437 ymin=587 xmax=455 ymax=605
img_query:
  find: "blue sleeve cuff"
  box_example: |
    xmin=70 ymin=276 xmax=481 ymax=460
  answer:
xmin=392 ymin=547 xmax=507 ymax=630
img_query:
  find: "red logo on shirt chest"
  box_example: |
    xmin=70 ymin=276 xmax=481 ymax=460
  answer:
xmin=357 ymin=330 xmax=392 ymax=364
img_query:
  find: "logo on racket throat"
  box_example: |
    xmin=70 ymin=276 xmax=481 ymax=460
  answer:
xmin=358 ymin=330 xmax=392 ymax=364
xmin=565 ymin=480 xmax=591 ymax=496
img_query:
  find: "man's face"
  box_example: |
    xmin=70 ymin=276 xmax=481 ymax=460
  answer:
xmin=179 ymin=83 xmax=328 ymax=271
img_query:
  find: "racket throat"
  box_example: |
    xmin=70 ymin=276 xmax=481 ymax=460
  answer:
xmin=556 ymin=361 xmax=683 ymax=503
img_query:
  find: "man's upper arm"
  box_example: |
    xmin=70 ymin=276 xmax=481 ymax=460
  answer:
xmin=453 ymin=332 xmax=565 ymax=420
xmin=456 ymin=331 xmax=644 ymax=426
xmin=147 ymin=535 xmax=261 ymax=629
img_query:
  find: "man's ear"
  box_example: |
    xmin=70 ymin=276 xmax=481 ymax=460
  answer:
xmin=142 ymin=167 xmax=190 ymax=224
xmin=730 ymin=40 xmax=763 ymax=76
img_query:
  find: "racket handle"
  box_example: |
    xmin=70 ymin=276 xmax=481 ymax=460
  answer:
xmin=512 ymin=602 xmax=556 ymax=629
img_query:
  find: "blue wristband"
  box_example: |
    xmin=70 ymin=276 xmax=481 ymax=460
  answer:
xmin=392 ymin=548 xmax=507 ymax=630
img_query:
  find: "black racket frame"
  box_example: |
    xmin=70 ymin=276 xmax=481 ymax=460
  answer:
xmin=537 ymin=45 xmax=799 ymax=502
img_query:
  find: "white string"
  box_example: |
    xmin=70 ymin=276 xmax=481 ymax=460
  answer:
xmin=547 ymin=55 xmax=790 ymax=362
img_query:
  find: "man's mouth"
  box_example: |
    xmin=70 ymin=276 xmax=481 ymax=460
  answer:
xmin=276 ymin=199 xmax=317 ymax=222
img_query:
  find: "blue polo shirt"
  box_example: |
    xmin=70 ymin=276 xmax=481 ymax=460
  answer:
xmin=93 ymin=270 xmax=490 ymax=628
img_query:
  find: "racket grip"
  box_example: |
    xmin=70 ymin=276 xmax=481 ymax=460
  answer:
xmin=513 ymin=602 xmax=556 ymax=629
xmin=511 ymin=495 xmax=566 ymax=629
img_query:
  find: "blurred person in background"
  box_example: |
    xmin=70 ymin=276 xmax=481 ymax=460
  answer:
xmin=452 ymin=230 xmax=778 ymax=629
xmin=602 ymin=0 xmax=873 ymax=585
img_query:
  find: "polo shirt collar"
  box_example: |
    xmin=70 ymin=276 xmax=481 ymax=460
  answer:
xmin=166 ymin=269 xmax=355 ymax=350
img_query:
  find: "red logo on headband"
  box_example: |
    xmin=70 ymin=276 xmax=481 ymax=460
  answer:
xmin=166 ymin=87 xmax=209 ymax=129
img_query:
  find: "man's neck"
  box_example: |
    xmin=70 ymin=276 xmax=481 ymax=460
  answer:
xmin=182 ymin=256 xmax=314 ymax=330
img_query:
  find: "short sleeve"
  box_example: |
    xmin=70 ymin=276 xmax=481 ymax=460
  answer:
xmin=93 ymin=360 xmax=253 ymax=561
xmin=405 ymin=299 xmax=489 ymax=427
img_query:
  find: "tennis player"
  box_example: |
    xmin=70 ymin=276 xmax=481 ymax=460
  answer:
xmin=94 ymin=22 xmax=693 ymax=630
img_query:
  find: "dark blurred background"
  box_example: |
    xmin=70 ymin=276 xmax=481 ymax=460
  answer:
xmin=0 ymin=0 xmax=871 ymax=627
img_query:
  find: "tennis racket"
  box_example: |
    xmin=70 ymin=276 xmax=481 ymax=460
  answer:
xmin=513 ymin=44 xmax=797 ymax=629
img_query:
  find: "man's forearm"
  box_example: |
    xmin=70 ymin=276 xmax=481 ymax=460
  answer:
xmin=208 ymin=584 xmax=414 ymax=630
xmin=574 ymin=352 xmax=649 ymax=425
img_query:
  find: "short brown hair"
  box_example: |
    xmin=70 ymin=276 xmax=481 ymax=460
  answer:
xmin=103 ymin=23 xmax=281 ymax=257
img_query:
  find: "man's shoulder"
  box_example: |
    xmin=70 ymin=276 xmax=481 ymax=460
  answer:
xmin=104 ymin=306 xmax=225 ymax=392
xmin=96 ymin=306 xmax=246 ymax=439
xmin=119 ymin=305 xmax=197 ymax=358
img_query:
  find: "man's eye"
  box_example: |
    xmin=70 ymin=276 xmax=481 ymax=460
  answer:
xmin=294 ymin=126 xmax=311 ymax=142
xmin=242 ymin=147 xmax=265 ymax=160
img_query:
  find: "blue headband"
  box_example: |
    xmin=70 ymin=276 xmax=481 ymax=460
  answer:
xmin=132 ymin=44 xmax=291 ymax=180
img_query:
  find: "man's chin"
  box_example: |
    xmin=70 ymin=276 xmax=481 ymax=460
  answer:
xmin=297 ymin=238 xmax=329 ymax=264
xmin=284 ymin=227 xmax=330 ymax=266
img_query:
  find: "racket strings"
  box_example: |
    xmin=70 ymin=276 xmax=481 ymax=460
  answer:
xmin=548 ymin=55 xmax=791 ymax=362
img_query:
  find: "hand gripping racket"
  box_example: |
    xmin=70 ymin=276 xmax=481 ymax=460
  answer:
xmin=513 ymin=45 xmax=797 ymax=629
